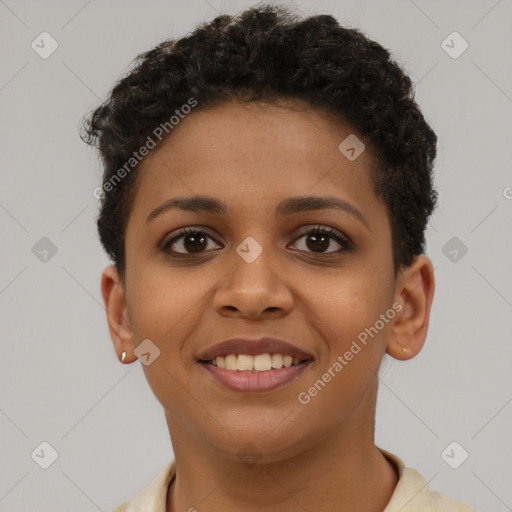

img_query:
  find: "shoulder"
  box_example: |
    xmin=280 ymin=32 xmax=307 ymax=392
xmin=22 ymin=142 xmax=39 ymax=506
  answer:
xmin=399 ymin=467 xmax=477 ymax=511
xmin=111 ymin=459 xmax=176 ymax=512
xmin=418 ymin=484 xmax=478 ymax=511
xmin=379 ymin=448 xmax=477 ymax=512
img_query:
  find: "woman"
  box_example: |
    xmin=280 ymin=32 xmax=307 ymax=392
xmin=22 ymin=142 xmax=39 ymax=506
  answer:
xmin=81 ymin=4 xmax=476 ymax=511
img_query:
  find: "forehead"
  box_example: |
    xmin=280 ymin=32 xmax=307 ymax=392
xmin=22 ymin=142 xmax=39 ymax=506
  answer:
xmin=128 ymin=99 xmax=382 ymax=224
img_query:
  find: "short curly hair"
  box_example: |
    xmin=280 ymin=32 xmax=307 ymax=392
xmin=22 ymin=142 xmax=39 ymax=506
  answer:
xmin=80 ymin=2 xmax=438 ymax=281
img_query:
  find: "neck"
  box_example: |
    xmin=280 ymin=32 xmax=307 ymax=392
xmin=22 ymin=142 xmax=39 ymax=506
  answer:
xmin=165 ymin=418 xmax=398 ymax=512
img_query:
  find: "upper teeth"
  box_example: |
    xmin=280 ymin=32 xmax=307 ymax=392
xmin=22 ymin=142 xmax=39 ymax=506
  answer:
xmin=210 ymin=353 xmax=301 ymax=371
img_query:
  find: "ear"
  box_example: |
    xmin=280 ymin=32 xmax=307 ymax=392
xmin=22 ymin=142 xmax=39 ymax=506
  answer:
xmin=386 ymin=254 xmax=435 ymax=361
xmin=100 ymin=265 xmax=136 ymax=363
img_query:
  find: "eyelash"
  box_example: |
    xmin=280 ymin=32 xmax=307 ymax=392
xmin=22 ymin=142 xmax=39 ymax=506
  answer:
xmin=161 ymin=225 xmax=353 ymax=258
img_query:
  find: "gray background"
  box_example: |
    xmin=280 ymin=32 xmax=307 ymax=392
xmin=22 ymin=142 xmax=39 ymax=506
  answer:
xmin=1 ymin=0 xmax=511 ymax=510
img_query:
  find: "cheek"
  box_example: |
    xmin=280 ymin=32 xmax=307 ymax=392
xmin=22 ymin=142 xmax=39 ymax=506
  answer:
xmin=298 ymin=284 xmax=390 ymax=416
xmin=127 ymin=272 xmax=207 ymax=411
xmin=309 ymin=276 xmax=392 ymax=365
xmin=126 ymin=272 xmax=195 ymax=358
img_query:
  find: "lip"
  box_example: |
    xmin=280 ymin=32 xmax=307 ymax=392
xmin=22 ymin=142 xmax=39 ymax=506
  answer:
xmin=196 ymin=337 xmax=314 ymax=362
xmin=199 ymin=359 xmax=313 ymax=392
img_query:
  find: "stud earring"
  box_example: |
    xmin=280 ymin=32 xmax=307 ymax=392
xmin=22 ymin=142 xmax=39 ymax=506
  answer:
xmin=121 ymin=351 xmax=126 ymax=363
xmin=401 ymin=345 xmax=409 ymax=353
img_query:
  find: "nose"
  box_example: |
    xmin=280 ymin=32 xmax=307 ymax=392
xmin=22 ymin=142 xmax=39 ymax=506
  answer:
xmin=212 ymin=249 xmax=294 ymax=320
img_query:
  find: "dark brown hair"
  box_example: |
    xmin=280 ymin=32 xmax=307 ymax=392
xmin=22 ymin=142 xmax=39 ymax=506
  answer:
xmin=80 ymin=3 xmax=438 ymax=280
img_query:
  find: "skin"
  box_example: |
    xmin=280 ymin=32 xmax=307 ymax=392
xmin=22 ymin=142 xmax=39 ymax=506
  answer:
xmin=101 ymin=98 xmax=435 ymax=512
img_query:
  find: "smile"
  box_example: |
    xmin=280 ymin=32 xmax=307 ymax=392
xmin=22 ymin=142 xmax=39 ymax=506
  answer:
xmin=206 ymin=353 xmax=301 ymax=371
xmin=198 ymin=353 xmax=313 ymax=392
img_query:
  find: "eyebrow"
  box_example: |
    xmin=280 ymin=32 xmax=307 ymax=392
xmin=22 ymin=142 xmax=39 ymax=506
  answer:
xmin=145 ymin=194 xmax=372 ymax=231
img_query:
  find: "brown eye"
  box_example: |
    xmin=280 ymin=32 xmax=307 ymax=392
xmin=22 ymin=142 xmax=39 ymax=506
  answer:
xmin=290 ymin=226 xmax=352 ymax=256
xmin=162 ymin=225 xmax=352 ymax=258
xmin=163 ymin=228 xmax=220 ymax=255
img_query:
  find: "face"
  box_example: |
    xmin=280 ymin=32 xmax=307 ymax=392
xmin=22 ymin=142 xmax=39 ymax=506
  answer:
xmin=104 ymin=99 xmax=428 ymax=463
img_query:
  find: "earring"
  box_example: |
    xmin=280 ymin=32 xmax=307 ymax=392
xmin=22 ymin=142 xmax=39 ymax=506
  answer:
xmin=401 ymin=345 xmax=409 ymax=353
xmin=121 ymin=351 xmax=126 ymax=363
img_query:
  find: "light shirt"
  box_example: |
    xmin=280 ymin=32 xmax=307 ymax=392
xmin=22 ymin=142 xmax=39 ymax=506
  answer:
xmin=112 ymin=447 xmax=477 ymax=511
